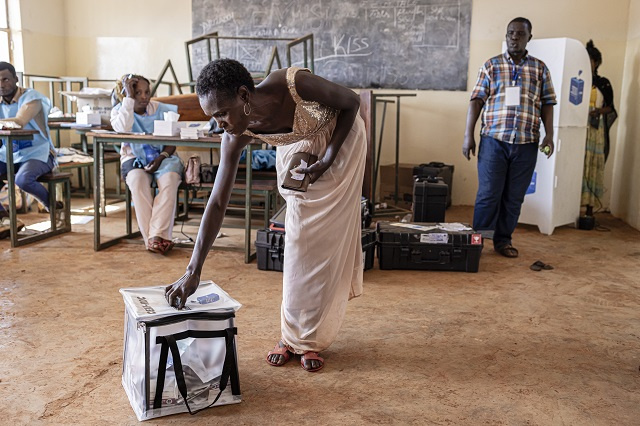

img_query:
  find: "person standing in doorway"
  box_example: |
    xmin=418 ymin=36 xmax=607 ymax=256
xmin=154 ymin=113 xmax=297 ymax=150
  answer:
xmin=581 ymin=40 xmax=617 ymax=217
xmin=462 ymin=17 xmax=557 ymax=258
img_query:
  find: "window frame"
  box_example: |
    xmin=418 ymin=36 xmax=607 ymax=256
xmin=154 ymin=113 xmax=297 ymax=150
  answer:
xmin=0 ymin=0 xmax=11 ymax=63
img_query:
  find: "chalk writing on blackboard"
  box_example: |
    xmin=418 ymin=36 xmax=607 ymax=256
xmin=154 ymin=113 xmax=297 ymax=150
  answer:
xmin=191 ymin=0 xmax=472 ymax=90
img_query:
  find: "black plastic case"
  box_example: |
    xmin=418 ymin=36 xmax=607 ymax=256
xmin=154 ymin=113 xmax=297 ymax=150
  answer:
xmin=255 ymin=229 xmax=285 ymax=271
xmin=413 ymin=177 xmax=448 ymax=223
xmin=256 ymin=228 xmax=376 ymax=272
xmin=376 ymin=222 xmax=483 ymax=272
xmin=362 ymin=228 xmax=376 ymax=271
xmin=412 ymin=162 xmax=454 ymax=208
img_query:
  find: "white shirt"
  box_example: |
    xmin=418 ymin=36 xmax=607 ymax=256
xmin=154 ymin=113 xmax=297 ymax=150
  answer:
xmin=110 ymin=97 xmax=161 ymax=163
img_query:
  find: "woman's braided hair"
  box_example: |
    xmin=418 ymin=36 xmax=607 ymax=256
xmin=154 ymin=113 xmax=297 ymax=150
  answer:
xmin=111 ymin=74 xmax=151 ymax=106
xmin=586 ymin=40 xmax=602 ymax=72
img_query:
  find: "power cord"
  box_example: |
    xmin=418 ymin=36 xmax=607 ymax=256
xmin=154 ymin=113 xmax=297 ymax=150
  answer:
xmin=176 ymin=188 xmax=196 ymax=244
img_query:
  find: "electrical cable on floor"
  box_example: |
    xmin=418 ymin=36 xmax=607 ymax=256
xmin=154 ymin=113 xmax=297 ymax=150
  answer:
xmin=179 ymin=219 xmax=195 ymax=243
xmin=177 ymin=189 xmax=195 ymax=244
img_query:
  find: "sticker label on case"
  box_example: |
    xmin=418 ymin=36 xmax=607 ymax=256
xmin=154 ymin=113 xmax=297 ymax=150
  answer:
xmin=420 ymin=233 xmax=449 ymax=244
xmin=471 ymin=234 xmax=482 ymax=245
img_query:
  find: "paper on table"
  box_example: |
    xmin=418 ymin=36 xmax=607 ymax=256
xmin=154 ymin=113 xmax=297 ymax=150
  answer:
xmin=0 ymin=121 xmax=22 ymax=129
xmin=78 ymin=87 xmax=112 ymax=96
xmin=389 ymin=222 xmax=472 ymax=232
xmin=437 ymin=223 xmax=472 ymax=232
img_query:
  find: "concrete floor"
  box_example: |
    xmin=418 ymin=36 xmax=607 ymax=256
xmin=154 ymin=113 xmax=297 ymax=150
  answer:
xmin=1 ymin=203 xmax=639 ymax=425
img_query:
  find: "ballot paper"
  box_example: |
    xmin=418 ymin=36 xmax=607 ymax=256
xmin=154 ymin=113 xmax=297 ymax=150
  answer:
xmin=389 ymin=222 xmax=472 ymax=232
xmin=120 ymin=280 xmax=241 ymax=321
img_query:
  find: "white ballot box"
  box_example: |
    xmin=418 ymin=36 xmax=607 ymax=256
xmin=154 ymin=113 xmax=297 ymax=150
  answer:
xmin=120 ymin=281 xmax=242 ymax=421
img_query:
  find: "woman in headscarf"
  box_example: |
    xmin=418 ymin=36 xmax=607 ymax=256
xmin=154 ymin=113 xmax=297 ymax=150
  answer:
xmin=582 ymin=40 xmax=617 ymax=216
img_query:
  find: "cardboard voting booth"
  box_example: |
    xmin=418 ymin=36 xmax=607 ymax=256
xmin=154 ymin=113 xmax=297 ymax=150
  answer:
xmin=120 ymin=281 xmax=242 ymax=421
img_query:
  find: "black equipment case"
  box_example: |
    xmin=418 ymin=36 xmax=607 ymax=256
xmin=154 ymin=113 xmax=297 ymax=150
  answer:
xmin=257 ymin=229 xmax=377 ymax=272
xmin=413 ymin=162 xmax=454 ymax=207
xmin=362 ymin=228 xmax=376 ymax=271
xmin=413 ymin=177 xmax=448 ymax=223
xmin=377 ymin=222 xmax=483 ymax=272
xmin=256 ymin=229 xmax=285 ymax=271
xmin=361 ymin=197 xmax=372 ymax=229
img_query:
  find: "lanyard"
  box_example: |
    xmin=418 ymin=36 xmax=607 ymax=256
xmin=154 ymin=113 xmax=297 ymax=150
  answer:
xmin=511 ymin=65 xmax=521 ymax=86
xmin=511 ymin=60 xmax=524 ymax=86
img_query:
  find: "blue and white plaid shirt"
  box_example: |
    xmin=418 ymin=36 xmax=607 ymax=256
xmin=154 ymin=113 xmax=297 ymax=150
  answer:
xmin=470 ymin=51 xmax=556 ymax=144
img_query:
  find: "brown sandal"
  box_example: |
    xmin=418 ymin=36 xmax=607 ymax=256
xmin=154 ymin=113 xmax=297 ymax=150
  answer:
xmin=496 ymin=244 xmax=519 ymax=258
xmin=147 ymin=237 xmax=173 ymax=254
xmin=147 ymin=237 xmax=163 ymax=253
xmin=300 ymin=352 xmax=324 ymax=372
xmin=266 ymin=342 xmax=292 ymax=367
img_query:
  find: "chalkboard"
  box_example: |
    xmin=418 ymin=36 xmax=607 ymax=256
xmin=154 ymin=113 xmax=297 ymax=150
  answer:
xmin=191 ymin=0 xmax=472 ymax=90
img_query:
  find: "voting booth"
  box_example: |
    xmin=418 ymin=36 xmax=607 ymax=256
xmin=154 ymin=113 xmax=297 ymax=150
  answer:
xmin=120 ymin=281 xmax=242 ymax=421
xmin=514 ymin=38 xmax=592 ymax=234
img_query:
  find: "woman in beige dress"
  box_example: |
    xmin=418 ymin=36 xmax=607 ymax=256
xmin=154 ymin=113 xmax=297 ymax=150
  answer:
xmin=165 ymin=59 xmax=366 ymax=372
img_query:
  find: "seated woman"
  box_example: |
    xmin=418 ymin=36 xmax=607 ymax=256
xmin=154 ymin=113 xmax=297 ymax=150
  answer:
xmin=111 ymin=74 xmax=184 ymax=254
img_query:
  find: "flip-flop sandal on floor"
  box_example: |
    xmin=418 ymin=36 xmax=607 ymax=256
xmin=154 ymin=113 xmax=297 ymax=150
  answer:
xmin=266 ymin=343 xmax=292 ymax=367
xmin=147 ymin=238 xmax=164 ymax=253
xmin=300 ymin=352 xmax=324 ymax=372
xmin=496 ymin=245 xmax=519 ymax=258
xmin=530 ymin=260 xmax=554 ymax=271
xmin=147 ymin=238 xmax=174 ymax=254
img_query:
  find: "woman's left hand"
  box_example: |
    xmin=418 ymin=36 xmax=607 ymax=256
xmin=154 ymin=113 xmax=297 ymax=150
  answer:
xmin=296 ymin=157 xmax=331 ymax=184
xmin=144 ymin=157 xmax=162 ymax=174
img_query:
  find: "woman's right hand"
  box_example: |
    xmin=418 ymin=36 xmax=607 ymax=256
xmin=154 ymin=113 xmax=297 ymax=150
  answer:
xmin=123 ymin=76 xmax=139 ymax=99
xmin=165 ymin=271 xmax=201 ymax=309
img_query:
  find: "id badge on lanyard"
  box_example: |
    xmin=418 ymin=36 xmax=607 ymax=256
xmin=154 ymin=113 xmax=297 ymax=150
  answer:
xmin=505 ymin=65 xmax=521 ymax=107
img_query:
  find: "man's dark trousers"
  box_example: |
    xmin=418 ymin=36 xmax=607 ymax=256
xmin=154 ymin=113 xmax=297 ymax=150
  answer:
xmin=473 ymin=135 xmax=538 ymax=249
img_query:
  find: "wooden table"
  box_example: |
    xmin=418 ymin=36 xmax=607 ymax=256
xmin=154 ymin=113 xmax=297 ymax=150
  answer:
xmin=49 ymin=121 xmax=114 ymax=198
xmin=87 ymin=132 xmax=258 ymax=262
xmin=0 ymin=129 xmax=39 ymax=246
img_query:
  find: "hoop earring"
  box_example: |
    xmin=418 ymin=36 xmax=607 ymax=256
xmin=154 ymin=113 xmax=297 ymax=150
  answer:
xmin=243 ymin=102 xmax=251 ymax=116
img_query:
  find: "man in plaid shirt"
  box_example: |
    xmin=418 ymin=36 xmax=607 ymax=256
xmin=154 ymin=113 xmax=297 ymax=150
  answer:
xmin=463 ymin=17 xmax=556 ymax=258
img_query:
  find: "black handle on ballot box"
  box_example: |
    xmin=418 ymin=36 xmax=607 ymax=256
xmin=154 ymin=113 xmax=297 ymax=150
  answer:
xmin=153 ymin=327 xmax=238 ymax=414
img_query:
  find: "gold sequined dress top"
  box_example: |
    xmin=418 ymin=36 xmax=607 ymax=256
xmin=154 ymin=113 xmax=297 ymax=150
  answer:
xmin=242 ymin=67 xmax=338 ymax=146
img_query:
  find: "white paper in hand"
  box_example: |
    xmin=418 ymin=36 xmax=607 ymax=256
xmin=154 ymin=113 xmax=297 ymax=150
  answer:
xmin=289 ymin=159 xmax=308 ymax=181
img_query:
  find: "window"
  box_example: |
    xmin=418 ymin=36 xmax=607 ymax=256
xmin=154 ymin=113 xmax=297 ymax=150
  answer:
xmin=0 ymin=0 xmax=10 ymax=63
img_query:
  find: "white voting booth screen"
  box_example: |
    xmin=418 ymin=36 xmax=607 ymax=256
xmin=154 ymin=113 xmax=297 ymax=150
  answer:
xmin=506 ymin=38 xmax=591 ymax=235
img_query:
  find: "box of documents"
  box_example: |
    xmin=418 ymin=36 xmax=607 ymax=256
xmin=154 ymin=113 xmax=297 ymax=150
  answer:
xmin=377 ymin=222 xmax=483 ymax=272
xmin=153 ymin=120 xmax=185 ymax=137
xmin=180 ymin=122 xmax=210 ymax=139
xmin=120 ymin=281 xmax=242 ymax=421
xmin=75 ymin=111 xmax=101 ymax=125
xmin=60 ymin=89 xmax=112 ymax=120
